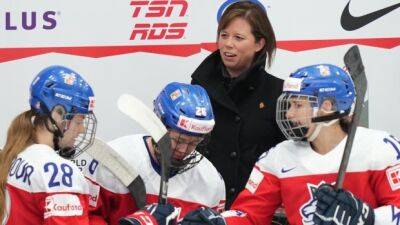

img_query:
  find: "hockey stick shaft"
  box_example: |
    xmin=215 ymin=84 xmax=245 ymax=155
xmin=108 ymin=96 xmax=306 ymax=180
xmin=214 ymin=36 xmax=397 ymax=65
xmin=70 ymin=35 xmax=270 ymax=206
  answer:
xmin=335 ymin=45 xmax=368 ymax=190
xmin=86 ymin=138 xmax=147 ymax=208
xmin=118 ymin=94 xmax=172 ymax=204
xmin=157 ymin=133 xmax=172 ymax=204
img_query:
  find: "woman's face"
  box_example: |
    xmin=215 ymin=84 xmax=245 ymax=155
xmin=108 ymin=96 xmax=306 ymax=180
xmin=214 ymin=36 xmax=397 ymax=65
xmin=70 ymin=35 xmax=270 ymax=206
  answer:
xmin=59 ymin=114 xmax=86 ymax=148
xmin=286 ymin=97 xmax=316 ymax=138
xmin=218 ymin=17 xmax=264 ymax=77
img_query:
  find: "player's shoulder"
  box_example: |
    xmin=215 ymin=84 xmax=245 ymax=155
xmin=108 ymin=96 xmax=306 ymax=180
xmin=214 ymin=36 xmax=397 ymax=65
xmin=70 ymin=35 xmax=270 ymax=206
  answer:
xmin=256 ymin=140 xmax=307 ymax=171
xmin=183 ymin=153 xmax=226 ymax=203
xmin=9 ymin=144 xmax=88 ymax=194
xmin=19 ymin=144 xmax=82 ymax=174
xmin=355 ymin=127 xmax=400 ymax=168
xmin=195 ymin=154 xmax=225 ymax=185
xmin=354 ymin=127 xmax=393 ymax=153
xmin=108 ymin=134 xmax=148 ymax=155
xmin=108 ymin=134 xmax=150 ymax=168
xmin=82 ymin=134 xmax=150 ymax=194
xmin=355 ymin=126 xmax=389 ymax=142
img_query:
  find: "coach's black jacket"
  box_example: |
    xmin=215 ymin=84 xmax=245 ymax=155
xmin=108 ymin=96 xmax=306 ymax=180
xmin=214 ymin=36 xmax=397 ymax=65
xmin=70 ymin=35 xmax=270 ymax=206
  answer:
xmin=191 ymin=50 xmax=285 ymax=208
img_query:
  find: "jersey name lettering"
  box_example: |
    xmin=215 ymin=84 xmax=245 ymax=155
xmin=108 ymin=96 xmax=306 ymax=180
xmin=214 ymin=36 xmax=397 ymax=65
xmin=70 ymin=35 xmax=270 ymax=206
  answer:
xmin=8 ymin=157 xmax=34 ymax=185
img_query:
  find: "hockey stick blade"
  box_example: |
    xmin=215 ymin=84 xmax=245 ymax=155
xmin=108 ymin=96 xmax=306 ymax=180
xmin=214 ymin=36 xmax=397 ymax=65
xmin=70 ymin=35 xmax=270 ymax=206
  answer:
xmin=335 ymin=45 xmax=368 ymax=190
xmin=118 ymin=94 xmax=167 ymax=142
xmin=117 ymin=94 xmax=172 ymax=204
xmin=86 ymin=138 xmax=147 ymax=208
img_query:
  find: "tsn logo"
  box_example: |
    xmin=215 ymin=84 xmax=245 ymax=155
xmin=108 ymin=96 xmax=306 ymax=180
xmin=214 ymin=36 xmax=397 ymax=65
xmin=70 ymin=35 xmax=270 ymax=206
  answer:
xmin=129 ymin=0 xmax=188 ymax=40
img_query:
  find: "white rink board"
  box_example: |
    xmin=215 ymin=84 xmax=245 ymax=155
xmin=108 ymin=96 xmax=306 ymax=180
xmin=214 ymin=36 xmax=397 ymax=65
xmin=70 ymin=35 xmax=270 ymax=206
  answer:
xmin=0 ymin=0 xmax=399 ymax=147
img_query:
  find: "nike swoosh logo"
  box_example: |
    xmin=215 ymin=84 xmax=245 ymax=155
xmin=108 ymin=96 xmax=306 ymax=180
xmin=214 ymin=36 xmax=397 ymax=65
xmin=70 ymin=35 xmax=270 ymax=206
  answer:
xmin=281 ymin=167 xmax=296 ymax=173
xmin=341 ymin=1 xmax=400 ymax=31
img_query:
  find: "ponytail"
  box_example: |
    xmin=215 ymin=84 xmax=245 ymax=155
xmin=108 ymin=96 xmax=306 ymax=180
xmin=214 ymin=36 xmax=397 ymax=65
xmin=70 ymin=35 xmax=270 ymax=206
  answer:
xmin=0 ymin=110 xmax=39 ymax=222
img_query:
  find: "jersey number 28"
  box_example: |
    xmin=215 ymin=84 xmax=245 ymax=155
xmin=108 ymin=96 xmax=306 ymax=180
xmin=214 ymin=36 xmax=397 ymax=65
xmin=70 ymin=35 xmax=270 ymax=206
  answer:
xmin=44 ymin=162 xmax=73 ymax=188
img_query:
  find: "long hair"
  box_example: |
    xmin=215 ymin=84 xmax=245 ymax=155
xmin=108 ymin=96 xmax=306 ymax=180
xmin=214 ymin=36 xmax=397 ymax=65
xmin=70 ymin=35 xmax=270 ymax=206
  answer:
xmin=217 ymin=1 xmax=276 ymax=67
xmin=0 ymin=109 xmax=48 ymax=222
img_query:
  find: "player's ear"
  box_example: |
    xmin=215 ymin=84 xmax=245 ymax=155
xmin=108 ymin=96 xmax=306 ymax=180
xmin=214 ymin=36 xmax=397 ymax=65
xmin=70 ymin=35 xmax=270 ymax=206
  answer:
xmin=50 ymin=105 xmax=67 ymax=127
xmin=320 ymin=100 xmax=334 ymax=113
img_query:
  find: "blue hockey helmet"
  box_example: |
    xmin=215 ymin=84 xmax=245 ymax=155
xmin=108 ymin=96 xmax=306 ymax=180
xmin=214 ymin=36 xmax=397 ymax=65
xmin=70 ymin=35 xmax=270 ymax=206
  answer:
xmin=153 ymin=82 xmax=215 ymax=137
xmin=283 ymin=64 xmax=355 ymax=112
xmin=30 ymin=65 xmax=95 ymax=115
xmin=153 ymin=82 xmax=215 ymax=174
xmin=29 ymin=65 xmax=97 ymax=158
xmin=276 ymin=64 xmax=355 ymax=141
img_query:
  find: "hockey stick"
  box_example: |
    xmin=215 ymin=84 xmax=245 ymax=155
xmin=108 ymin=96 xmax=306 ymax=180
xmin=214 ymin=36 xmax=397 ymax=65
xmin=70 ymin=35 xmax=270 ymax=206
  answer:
xmin=86 ymin=138 xmax=147 ymax=208
xmin=335 ymin=45 xmax=368 ymax=190
xmin=117 ymin=94 xmax=172 ymax=205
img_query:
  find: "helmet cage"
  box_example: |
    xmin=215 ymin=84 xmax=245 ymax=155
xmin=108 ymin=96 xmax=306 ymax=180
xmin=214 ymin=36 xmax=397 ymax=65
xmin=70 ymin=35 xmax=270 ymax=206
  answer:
xmin=276 ymin=93 xmax=319 ymax=141
xmin=153 ymin=131 xmax=204 ymax=175
xmin=59 ymin=112 xmax=97 ymax=158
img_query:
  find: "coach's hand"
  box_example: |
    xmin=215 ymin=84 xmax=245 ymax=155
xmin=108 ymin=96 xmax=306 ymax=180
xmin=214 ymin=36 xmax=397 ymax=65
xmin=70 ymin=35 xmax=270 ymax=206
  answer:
xmin=313 ymin=184 xmax=374 ymax=225
xmin=119 ymin=203 xmax=179 ymax=225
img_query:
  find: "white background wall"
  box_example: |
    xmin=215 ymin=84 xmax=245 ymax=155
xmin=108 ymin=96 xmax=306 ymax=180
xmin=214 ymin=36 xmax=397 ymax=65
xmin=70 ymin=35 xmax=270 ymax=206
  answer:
xmin=1 ymin=0 xmax=399 ymax=147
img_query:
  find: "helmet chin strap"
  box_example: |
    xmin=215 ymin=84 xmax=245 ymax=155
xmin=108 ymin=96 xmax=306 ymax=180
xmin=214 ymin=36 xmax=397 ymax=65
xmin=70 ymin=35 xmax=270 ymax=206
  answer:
xmin=307 ymin=108 xmax=339 ymax=142
xmin=41 ymin=105 xmax=75 ymax=158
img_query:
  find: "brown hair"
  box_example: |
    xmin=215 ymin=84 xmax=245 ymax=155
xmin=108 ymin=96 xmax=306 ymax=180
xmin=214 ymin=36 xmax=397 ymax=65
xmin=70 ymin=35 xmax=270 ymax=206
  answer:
xmin=217 ymin=0 xmax=276 ymax=67
xmin=0 ymin=110 xmax=49 ymax=222
xmin=339 ymin=116 xmax=352 ymax=133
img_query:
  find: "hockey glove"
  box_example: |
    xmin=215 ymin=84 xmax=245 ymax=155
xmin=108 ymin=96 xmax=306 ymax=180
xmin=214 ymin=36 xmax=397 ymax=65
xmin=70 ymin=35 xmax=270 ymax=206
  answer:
xmin=313 ymin=184 xmax=374 ymax=225
xmin=180 ymin=207 xmax=226 ymax=225
xmin=119 ymin=203 xmax=179 ymax=225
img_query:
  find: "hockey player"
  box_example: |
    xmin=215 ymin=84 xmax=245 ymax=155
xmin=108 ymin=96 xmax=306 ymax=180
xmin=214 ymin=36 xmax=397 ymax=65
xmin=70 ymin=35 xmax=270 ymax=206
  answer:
xmin=179 ymin=64 xmax=400 ymax=225
xmin=0 ymin=65 xmax=97 ymax=225
xmin=78 ymin=82 xmax=225 ymax=225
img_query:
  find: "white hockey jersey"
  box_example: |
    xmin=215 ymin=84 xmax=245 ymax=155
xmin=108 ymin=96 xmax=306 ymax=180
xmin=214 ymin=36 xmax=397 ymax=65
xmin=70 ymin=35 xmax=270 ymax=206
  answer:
xmin=5 ymin=144 xmax=90 ymax=225
xmin=76 ymin=134 xmax=225 ymax=225
xmin=223 ymin=127 xmax=400 ymax=225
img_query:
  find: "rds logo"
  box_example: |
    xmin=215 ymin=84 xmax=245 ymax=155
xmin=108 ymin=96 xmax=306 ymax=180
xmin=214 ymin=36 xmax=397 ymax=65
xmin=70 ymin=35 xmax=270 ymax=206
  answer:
xmin=217 ymin=0 xmax=266 ymax=22
xmin=129 ymin=0 xmax=188 ymax=40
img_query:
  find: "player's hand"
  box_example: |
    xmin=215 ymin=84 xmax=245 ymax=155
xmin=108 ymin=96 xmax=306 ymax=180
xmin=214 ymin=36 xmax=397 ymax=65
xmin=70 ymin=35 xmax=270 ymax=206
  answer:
xmin=119 ymin=203 xmax=179 ymax=225
xmin=313 ymin=184 xmax=374 ymax=225
xmin=180 ymin=207 xmax=226 ymax=225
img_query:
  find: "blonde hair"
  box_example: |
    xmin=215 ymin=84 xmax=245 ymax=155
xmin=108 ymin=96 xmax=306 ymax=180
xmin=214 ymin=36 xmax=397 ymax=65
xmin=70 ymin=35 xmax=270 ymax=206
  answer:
xmin=0 ymin=110 xmax=47 ymax=222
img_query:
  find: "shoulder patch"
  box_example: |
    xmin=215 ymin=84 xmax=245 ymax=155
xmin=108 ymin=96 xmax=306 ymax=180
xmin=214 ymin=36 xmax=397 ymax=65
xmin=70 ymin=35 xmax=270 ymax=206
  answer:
xmin=386 ymin=164 xmax=400 ymax=191
xmin=245 ymin=167 xmax=264 ymax=194
xmin=44 ymin=194 xmax=83 ymax=219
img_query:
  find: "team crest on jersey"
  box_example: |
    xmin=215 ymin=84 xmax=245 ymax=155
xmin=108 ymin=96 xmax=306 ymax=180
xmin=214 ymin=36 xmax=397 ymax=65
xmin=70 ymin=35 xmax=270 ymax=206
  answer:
xmin=391 ymin=206 xmax=400 ymax=225
xmin=299 ymin=181 xmax=330 ymax=225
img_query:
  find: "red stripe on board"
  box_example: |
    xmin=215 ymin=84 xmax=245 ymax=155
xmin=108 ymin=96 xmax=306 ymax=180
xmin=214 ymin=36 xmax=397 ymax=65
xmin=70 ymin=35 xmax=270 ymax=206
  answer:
xmin=0 ymin=44 xmax=202 ymax=63
xmin=277 ymin=37 xmax=400 ymax=52
xmin=0 ymin=37 xmax=399 ymax=63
